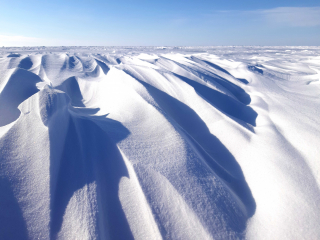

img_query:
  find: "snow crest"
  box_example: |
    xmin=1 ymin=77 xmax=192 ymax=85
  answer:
xmin=0 ymin=46 xmax=319 ymax=240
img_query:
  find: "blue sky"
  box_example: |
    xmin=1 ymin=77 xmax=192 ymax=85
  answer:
xmin=0 ymin=0 xmax=319 ymax=46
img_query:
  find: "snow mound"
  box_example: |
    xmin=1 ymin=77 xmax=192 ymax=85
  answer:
xmin=0 ymin=46 xmax=319 ymax=240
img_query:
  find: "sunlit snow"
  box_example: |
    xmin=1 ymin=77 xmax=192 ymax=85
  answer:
xmin=0 ymin=46 xmax=319 ymax=239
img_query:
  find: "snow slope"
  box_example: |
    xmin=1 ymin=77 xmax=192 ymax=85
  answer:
xmin=0 ymin=46 xmax=319 ymax=240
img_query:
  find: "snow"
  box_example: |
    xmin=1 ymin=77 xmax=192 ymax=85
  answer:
xmin=0 ymin=46 xmax=319 ymax=240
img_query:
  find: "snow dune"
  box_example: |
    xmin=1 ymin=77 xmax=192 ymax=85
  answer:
xmin=0 ymin=46 xmax=319 ymax=240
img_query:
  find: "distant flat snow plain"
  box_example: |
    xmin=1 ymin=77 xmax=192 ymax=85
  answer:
xmin=0 ymin=46 xmax=319 ymax=240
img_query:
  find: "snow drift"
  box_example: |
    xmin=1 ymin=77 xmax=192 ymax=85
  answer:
xmin=0 ymin=46 xmax=319 ymax=240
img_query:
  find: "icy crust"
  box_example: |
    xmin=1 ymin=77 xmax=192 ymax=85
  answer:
xmin=0 ymin=47 xmax=319 ymax=240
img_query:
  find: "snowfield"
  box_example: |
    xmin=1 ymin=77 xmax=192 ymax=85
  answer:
xmin=0 ymin=46 xmax=319 ymax=240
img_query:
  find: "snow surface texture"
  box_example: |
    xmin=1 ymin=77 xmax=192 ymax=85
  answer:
xmin=0 ymin=46 xmax=319 ymax=240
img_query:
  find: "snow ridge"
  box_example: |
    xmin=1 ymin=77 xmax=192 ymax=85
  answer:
xmin=0 ymin=47 xmax=319 ymax=240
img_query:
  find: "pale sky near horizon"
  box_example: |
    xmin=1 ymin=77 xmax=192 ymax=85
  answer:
xmin=0 ymin=0 xmax=320 ymax=46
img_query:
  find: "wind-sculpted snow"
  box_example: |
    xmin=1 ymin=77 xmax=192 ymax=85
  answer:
xmin=0 ymin=46 xmax=319 ymax=240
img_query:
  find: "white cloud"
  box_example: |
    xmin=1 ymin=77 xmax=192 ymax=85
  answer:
xmin=207 ymin=7 xmax=320 ymax=28
xmin=0 ymin=35 xmax=46 ymax=46
xmin=261 ymin=7 xmax=320 ymax=27
xmin=0 ymin=35 xmax=82 ymax=46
